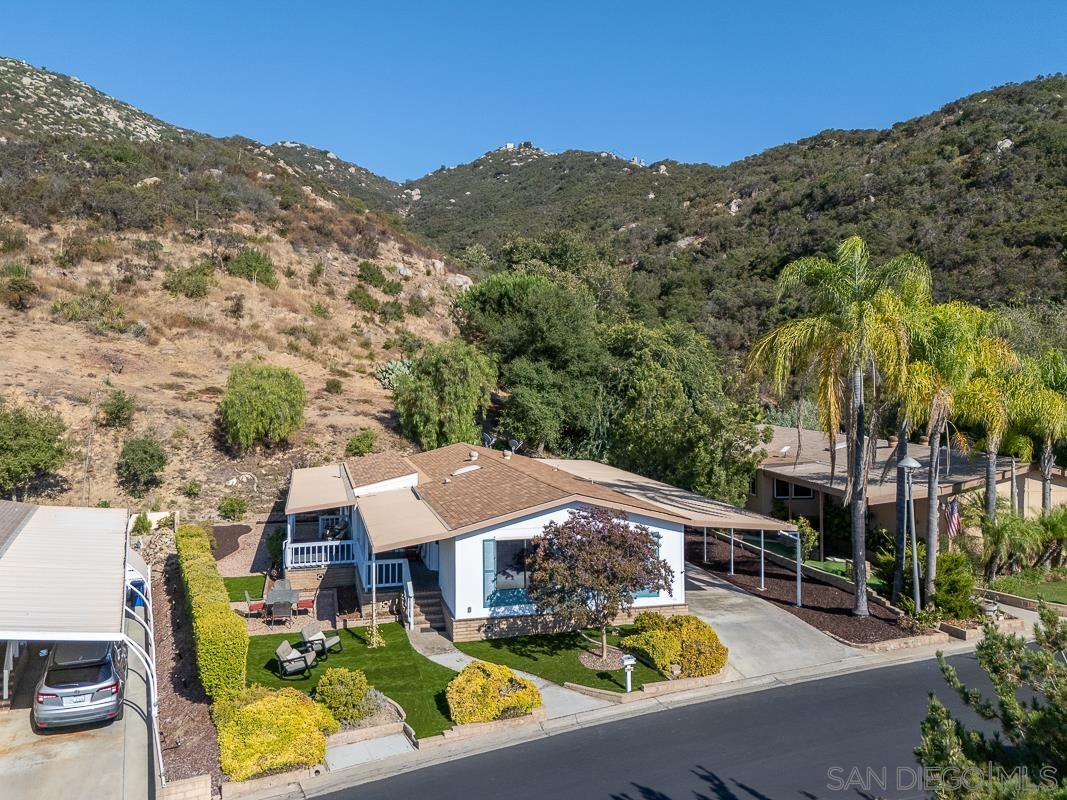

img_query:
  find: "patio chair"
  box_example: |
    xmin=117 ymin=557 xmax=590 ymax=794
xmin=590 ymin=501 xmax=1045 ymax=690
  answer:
xmin=244 ymin=590 xmax=265 ymax=618
xmin=269 ymin=601 xmax=293 ymax=626
xmin=274 ymin=640 xmax=315 ymax=677
xmin=301 ymin=623 xmax=342 ymax=656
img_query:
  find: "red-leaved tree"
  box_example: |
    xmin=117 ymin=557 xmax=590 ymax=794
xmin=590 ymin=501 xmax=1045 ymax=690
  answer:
xmin=527 ymin=507 xmax=674 ymax=659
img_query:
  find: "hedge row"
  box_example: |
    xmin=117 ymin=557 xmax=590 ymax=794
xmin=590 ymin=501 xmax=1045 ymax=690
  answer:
xmin=216 ymin=686 xmax=339 ymax=781
xmin=175 ymin=524 xmax=249 ymax=700
xmin=446 ymin=660 xmax=542 ymax=725
xmin=621 ymin=613 xmax=729 ymax=678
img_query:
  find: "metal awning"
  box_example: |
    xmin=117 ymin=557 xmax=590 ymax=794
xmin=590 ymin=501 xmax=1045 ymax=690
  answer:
xmin=285 ymin=463 xmax=356 ymax=515
xmin=0 ymin=500 xmax=130 ymax=641
xmin=543 ymin=459 xmax=797 ymax=531
xmin=358 ymin=488 xmax=448 ymax=552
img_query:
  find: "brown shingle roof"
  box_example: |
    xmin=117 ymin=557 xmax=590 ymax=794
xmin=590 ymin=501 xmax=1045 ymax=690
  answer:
xmin=344 ymin=452 xmax=417 ymax=489
xmin=407 ymin=444 xmax=686 ymax=530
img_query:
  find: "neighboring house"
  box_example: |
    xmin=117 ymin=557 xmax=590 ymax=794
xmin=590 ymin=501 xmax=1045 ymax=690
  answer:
xmin=282 ymin=443 xmax=789 ymax=641
xmin=748 ymin=426 xmax=1067 ymax=545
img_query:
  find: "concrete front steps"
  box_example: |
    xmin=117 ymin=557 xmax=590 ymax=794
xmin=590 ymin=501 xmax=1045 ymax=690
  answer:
xmin=411 ymin=589 xmax=446 ymax=634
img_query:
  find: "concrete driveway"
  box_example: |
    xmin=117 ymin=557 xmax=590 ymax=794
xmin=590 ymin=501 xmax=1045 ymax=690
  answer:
xmin=684 ymin=562 xmax=868 ymax=679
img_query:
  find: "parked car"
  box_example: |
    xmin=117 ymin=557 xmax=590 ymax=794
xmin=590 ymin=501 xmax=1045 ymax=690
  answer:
xmin=32 ymin=642 xmax=127 ymax=730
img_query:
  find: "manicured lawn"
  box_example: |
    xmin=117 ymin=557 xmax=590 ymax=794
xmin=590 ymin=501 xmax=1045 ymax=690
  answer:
xmin=806 ymin=560 xmax=889 ymax=594
xmin=246 ymin=623 xmax=457 ymax=738
xmin=990 ymin=569 xmax=1067 ymax=605
xmin=455 ymin=626 xmax=663 ymax=692
xmin=223 ymin=574 xmax=265 ymax=602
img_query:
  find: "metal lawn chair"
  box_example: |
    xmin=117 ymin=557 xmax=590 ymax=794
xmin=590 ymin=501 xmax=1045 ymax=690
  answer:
xmin=275 ymin=640 xmax=315 ymax=677
xmin=300 ymin=623 xmax=342 ymax=656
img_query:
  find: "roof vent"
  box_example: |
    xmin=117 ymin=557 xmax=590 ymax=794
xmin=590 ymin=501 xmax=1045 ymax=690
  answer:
xmin=443 ymin=477 xmax=451 ymax=484
xmin=468 ymin=451 xmax=479 ymax=461
xmin=502 ymin=450 xmax=512 ymax=460
xmin=778 ymin=445 xmax=791 ymax=456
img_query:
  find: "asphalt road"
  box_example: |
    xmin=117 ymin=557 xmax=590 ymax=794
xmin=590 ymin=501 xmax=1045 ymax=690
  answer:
xmin=317 ymin=653 xmax=993 ymax=800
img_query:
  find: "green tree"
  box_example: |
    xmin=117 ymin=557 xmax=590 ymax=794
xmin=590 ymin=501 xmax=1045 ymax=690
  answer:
xmin=605 ymin=322 xmax=769 ymax=505
xmin=1021 ymin=350 xmax=1067 ymax=513
xmin=392 ymin=341 xmax=495 ymax=449
xmin=916 ymin=605 xmax=1067 ymax=799
xmin=749 ymin=236 xmax=931 ymax=616
xmin=0 ymin=403 xmax=71 ymax=499
xmin=117 ymin=437 xmax=167 ymax=497
xmin=217 ymin=362 xmax=307 ymax=452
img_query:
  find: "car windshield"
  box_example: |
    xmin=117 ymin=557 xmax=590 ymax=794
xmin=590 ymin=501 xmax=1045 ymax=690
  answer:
xmin=51 ymin=642 xmax=110 ymax=667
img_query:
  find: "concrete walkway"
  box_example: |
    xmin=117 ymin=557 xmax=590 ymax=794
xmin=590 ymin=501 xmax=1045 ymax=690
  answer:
xmin=407 ymin=628 xmax=611 ymax=718
xmin=684 ymin=562 xmax=871 ymax=678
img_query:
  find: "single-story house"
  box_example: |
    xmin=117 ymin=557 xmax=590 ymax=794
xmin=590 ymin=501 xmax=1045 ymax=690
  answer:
xmin=748 ymin=426 xmax=1067 ymax=546
xmin=282 ymin=443 xmax=790 ymax=641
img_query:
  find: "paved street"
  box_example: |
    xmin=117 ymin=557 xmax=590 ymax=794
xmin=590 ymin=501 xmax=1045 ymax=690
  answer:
xmin=315 ymin=652 xmax=990 ymax=800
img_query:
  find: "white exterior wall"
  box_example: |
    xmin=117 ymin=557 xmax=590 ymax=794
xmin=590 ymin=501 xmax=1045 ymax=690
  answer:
xmin=440 ymin=502 xmax=685 ymax=621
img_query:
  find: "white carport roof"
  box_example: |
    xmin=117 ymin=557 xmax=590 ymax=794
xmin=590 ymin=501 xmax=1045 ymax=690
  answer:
xmin=543 ymin=459 xmax=797 ymax=532
xmin=0 ymin=500 xmax=130 ymax=641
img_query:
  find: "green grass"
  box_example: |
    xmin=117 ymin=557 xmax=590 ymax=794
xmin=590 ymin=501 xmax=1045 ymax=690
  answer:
xmin=246 ymin=623 xmax=456 ymax=738
xmin=990 ymin=569 xmax=1067 ymax=605
xmin=455 ymin=626 xmax=663 ymax=692
xmin=805 ymin=560 xmax=889 ymax=594
xmin=223 ymin=574 xmax=266 ymax=602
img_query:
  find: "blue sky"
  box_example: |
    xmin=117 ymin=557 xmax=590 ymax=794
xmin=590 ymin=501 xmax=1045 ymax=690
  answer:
xmin=3 ymin=2 xmax=1065 ymax=180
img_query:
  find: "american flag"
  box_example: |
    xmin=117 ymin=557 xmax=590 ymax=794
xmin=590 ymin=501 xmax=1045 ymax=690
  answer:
xmin=945 ymin=498 xmax=961 ymax=539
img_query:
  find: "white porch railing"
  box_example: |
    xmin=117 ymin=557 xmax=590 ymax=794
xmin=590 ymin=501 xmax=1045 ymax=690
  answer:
xmin=286 ymin=539 xmax=356 ymax=568
xmin=364 ymin=558 xmax=406 ymax=588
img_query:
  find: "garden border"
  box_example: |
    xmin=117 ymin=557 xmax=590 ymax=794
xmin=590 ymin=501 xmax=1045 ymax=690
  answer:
xmin=980 ymin=587 xmax=1067 ymax=618
xmin=563 ymin=669 xmax=730 ymax=704
xmin=409 ymin=707 xmax=548 ymax=750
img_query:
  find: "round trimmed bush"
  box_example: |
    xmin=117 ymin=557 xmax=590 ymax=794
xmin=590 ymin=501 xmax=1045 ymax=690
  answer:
xmin=314 ymin=667 xmax=372 ymax=723
xmin=445 ymin=660 xmax=542 ymax=725
xmin=633 ymin=611 xmax=669 ymax=632
xmin=619 ymin=628 xmax=680 ymax=674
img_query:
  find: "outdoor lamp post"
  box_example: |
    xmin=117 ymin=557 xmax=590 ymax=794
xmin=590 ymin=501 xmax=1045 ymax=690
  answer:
xmin=899 ymin=455 xmax=922 ymax=610
xmin=621 ymin=654 xmax=637 ymax=693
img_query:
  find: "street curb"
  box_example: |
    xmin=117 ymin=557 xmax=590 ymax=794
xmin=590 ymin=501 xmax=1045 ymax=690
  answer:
xmin=232 ymin=636 xmax=982 ymax=800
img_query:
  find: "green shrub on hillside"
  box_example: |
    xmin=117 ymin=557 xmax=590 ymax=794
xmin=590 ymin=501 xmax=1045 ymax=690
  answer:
xmin=346 ymin=285 xmax=379 ymax=312
xmin=100 ymin=389 xmax=135 ymax=428
xmin=217 ymin=362 xmax=306 ymax=451
xmin=0 ymin=224 xmax=28 ymax=253
xmin=345 ymin=428 xmax=377 ymax=456
xmin=378 ymin=299 xmax=404 ymax=323
xmin=324 ymin=377 xmax=343 ymax=394
xmin=0 ymin=262 xmax=37 ymax=310
xmin=175 ymin=524 xmax=249 ymax=700
xmin=51 ymin=286 xmax=130 ymax=334
xmin=217 ymin=495 xmax=248 ymax=521
xmin=225 ymin=248 xmax=277 ymax=288
xmin=446 ymin=660 xmax=542 ymax=725
xmin=0 ymin=402 xmax=70 ymax=498
xmin=163 ymin=262 xmax=215 ymax=298
xmin=117 ymin=437 xmax=167 ymax=496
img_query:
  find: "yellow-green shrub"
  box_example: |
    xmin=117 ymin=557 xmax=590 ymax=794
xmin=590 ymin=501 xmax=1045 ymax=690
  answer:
xmin=621 ymin=615 xmax=728 ymax=678
xmin=446 ymin=660 xmax=542 ymax=725
xmin=314 ymin=667 xmax=372 ymax=722
xmin=175 ymin=524 xmax=249 ymax=699
xmin=619 ymin=629 xmax=681 ymax=674
xmin=216 ymin=687 xmax=339 ymax=781
xmin=633 ymin=611 xmax=669 ymax=632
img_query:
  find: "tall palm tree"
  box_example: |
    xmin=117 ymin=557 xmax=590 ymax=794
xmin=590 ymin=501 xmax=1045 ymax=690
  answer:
xmin=749 ymin=236 xmax=930 ymax=616
xmin=955 ymin=368 xmax=1027 ymax=523
xmin=1023 ymin=351 xmax=1067 ymax=513
xmin=893 ymin=303 xmax=1011 ymax=602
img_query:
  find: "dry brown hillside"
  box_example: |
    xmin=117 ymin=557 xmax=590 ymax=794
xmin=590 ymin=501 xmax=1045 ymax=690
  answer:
xmin=0 ymin=217 xmax=466 ymax=519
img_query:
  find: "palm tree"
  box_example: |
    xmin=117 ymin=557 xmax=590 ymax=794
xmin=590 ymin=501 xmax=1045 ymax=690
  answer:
xmin=1023 ymin=351 xmax=1067 ymax=513
xmin=1035 ymin=506 xmax=1067 ymax=569
xmin=981 ymin=512 xmax=1043 ymax=583
xmin=749 ymin=236 xmax=930 ymax=616
xmin=955 ymin=368 xmax=1028 ymax=523
xmin=893 ymin=302 xmax=1011 ymax=602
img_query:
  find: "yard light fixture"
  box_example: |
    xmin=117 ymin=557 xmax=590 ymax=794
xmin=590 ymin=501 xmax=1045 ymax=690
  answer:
xmin=898 ymin=455 xmax=922 ymax=611
xmin=621 ymin=654 xmax=637 ymax=693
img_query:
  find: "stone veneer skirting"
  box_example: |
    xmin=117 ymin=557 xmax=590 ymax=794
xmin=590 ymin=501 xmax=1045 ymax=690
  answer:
xmin=443 ymin=602 xmax=689 ymax=642
xmin=285 ymin=564 xmax=355 ymax=592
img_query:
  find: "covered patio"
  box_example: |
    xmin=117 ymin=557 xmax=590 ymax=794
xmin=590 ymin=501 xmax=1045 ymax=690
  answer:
xmin=283 ymin=463 xmax=358 ymax=567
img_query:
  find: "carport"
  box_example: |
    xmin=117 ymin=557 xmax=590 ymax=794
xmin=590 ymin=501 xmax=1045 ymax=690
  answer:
xmin=0 ymin=499 xmax=165 ymax=787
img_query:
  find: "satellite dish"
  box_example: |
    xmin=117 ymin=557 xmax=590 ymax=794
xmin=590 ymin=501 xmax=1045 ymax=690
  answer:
xmin=509 ymin=439 xmax=522 ymax=453
xmin=481 ymin=432 xmax=496 ymax=448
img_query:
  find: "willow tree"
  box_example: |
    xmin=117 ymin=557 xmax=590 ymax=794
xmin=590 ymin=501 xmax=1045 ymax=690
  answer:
xmin=749 ymin=236 xmax=930 ymax=616
xmin=899 ymin=302 xmax=1013 ymax=600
